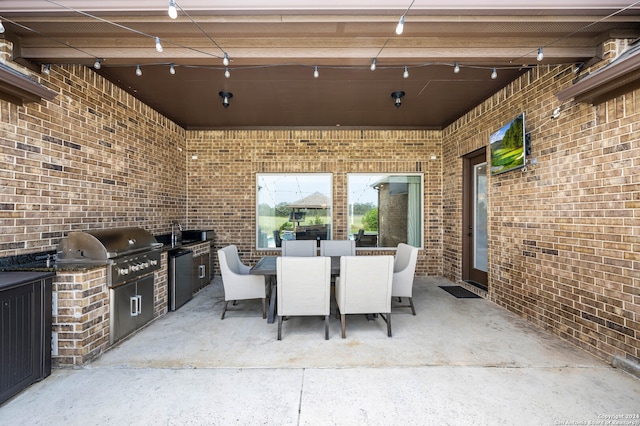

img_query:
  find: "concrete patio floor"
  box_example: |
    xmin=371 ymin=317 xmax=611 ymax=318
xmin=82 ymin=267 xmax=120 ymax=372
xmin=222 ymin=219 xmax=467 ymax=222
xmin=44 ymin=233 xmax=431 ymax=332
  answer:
xmin=1 ymin=276 xmax=639 ymax=425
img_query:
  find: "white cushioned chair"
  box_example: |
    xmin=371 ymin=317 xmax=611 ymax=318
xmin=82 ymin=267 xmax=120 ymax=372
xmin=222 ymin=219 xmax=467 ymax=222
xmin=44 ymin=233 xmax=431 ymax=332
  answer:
xmin=319 ymin=239 xmax=356 ymax=257
xmin=335 ymin=255 xmax=394 ymax=338
xmin=217 ymin=245 xmax=267 ymax=320
xmin=276 ymin=256 xmax=332 ymax=340
xmin=391 ymin=243 xmax=419 ymax=315
xmin=281 ymin=239 xmax=317 ymax=256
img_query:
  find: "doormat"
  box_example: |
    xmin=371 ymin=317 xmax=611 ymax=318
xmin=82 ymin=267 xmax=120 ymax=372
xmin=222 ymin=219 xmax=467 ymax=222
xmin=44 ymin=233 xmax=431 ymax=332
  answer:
xmin=439 ymin=286 xmax=482 ymax=299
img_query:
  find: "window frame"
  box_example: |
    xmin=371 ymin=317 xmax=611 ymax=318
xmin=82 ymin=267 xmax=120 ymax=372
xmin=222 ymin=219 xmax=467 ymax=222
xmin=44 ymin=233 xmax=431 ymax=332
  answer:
xmin=347 ymin=172 xmax=424 ymax=250
xmin=256 ymin=173 xmax=333 ymax=251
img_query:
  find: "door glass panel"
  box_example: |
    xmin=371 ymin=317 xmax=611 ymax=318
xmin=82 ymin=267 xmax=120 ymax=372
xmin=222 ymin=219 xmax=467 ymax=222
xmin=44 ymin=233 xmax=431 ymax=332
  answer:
xmin=473 ymin=163 xmax=488 ymax=272
xmin=256 ymin=173 xmax=332 ymax=249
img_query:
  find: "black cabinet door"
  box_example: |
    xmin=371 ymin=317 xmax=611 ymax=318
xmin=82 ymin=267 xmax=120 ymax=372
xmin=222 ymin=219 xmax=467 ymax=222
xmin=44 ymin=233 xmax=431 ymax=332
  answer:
xmin=0 ymin=278 xmax=50 ymax=405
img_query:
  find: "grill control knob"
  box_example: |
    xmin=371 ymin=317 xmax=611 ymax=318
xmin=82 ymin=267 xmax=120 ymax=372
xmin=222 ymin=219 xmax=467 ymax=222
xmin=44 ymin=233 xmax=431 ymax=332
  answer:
xmin=131 ymin=264 xmax=140 ymax=271
xmin=118 ymin=267 xmax=129 ymax=275
xmin=149 ymin=259 xmax=158 ymax=266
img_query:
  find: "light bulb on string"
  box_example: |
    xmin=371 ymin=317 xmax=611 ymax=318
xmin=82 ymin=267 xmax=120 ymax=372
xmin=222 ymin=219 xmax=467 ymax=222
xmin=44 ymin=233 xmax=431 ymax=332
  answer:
xmin=169 ymin=64 xmax=176 ymax=75
xmin=0 ymin=21 xmax=5 ymax=34
xmin=395 ymin=15 xmax=405 ymax=35
xmin=313 ymin=66 xmax=319 ymax=78
xmin=155 ymin=37 xmax=163 ymax=52
xmin=168 ymin=0 xmax=178 ymax=19
xmin=224 ymin=68 xmax=230 ymax=78
xmin=223 ymin=53 xmax=229 ymax=67
xmin=491 ymin=68 xmax=497 ymax=79
xmin=370 ymin=58 xmax=376 ymax=71
xmin=454 ymin=62 xmax=460 ymax=73
xmin=43 ymin=64 xmax=51 ymax=75
xmin=94 ymin=59 xmax=101 ymax=70
xmin=403 ymin=66 xmax=409 ymax=79
xmin=136 ymin=65 xmax=142 ymax=77
xmin=537 ymin=47 xmax=544 ymax=61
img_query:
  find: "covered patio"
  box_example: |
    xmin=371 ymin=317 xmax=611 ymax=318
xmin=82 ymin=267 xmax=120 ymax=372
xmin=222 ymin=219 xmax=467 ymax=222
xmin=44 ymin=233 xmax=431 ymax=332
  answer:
xmin=1 ymin=276 xmax=638 ymax=425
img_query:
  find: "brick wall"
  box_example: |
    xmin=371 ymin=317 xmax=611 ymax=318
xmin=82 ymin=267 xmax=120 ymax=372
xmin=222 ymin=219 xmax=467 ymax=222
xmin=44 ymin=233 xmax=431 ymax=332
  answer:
xmin=442 ymin=58 xmax=639 ymax=363
xmin=186 ymin=130 xmax=443 ymax=276
xmin=0 ymin=62 xmax=188 ymax=256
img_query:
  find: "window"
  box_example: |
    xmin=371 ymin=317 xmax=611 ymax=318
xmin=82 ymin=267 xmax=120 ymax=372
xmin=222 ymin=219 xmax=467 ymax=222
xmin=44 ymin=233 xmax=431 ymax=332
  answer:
xmin=347 ymin=174 xmax=423 ymax=249
xmin=256 ymin=173 xmax=332 ymax=249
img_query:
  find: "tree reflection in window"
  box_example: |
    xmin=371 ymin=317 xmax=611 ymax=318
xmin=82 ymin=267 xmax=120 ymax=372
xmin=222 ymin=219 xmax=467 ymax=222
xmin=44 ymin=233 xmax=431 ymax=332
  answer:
xmin=348 ymin=174 xmax=423 ymax=249
xmin=256 ymin=173 xmax=332 ymax=249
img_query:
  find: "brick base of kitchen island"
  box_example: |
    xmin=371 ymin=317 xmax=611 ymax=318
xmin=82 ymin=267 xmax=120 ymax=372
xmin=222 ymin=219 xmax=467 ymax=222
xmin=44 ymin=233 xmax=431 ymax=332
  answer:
xmin=52 ymin=253 xmax=170 ymax=366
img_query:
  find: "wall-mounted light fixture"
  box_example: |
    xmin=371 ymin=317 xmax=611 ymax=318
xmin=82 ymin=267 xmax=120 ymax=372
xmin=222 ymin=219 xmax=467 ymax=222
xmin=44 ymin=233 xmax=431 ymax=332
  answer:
xmin=391 ymin=91 xmax=405 ymax=108
xmin=219 ymin=91 xmax=233 ymax=108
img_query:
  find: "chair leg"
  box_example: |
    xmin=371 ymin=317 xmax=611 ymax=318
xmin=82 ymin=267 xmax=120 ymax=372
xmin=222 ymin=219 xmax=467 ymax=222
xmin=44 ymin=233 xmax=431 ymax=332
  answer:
xmin=379 ymin=313 xmax=392 ymax=337
xmin=387 ymin=313 xmax=392 ymax=337
xmin=221 ymin=301 xmax=228 ymax=320
xmin=262 ymin=298 xmax=267 ymax=319
xmin=324 ymin=315 xmax=329 ymax=340
xmin=409 ymin=297 xmax=416 ymax=315
xmin=340 ymin=313 xmax=346 ymax=338
xmin=277 ymin=316 xmax=283 ymax=340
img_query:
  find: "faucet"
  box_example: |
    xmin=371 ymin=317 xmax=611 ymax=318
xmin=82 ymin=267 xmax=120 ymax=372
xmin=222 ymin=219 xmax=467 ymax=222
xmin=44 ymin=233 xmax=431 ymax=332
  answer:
xmin=170 ymin=221 xmax=183 ymax=245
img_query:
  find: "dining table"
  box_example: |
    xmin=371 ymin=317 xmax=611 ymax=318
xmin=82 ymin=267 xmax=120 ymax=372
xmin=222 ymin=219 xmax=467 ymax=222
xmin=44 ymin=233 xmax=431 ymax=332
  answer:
xmin=250 ymin=255 xmax=340 ymax=324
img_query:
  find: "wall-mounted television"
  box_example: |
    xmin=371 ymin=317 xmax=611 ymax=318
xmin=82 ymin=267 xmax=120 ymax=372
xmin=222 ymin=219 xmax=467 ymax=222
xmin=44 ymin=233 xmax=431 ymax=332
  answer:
xmin=490 ymin=113 xmax=527 ymax=175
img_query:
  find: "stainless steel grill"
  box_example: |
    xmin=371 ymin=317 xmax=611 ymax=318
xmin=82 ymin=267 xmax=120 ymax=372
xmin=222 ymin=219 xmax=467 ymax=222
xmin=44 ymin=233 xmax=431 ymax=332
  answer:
xmin=57 ymin=227 xmax=162 ymax=287
xmin=56 ymin=227 xmax=163 ymax=344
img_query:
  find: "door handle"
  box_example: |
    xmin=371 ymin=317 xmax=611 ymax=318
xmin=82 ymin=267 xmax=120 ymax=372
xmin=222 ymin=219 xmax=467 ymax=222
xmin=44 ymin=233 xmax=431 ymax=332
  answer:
xmin=136 ymin=295 xmax=142 ymax=315
xmin=130 ymin=296 xmax=139 ymax=316
xmin=199 ymin=264 xmax=206 ymax=279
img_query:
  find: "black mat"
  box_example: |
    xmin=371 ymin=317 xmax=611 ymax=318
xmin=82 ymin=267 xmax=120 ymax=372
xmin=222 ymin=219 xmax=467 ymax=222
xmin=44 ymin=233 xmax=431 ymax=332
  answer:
xmin=439 ymin=285 xmax=482 ymax=299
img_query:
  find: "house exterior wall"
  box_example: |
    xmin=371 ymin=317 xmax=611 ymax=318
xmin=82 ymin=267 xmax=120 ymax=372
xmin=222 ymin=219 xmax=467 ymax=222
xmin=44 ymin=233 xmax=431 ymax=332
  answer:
xmin=0 ymin=61 xmax=187 ymax=256
xmin=186 ymin=130 xmax=443 ymax=277
xmin=442 ymin=49 xmax=639 ymax=363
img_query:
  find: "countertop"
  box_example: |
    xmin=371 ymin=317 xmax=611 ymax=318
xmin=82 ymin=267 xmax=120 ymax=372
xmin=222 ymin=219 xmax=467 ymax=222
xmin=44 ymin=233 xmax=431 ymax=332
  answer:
xmin=0 ymin=240 xmax=211 ymax=273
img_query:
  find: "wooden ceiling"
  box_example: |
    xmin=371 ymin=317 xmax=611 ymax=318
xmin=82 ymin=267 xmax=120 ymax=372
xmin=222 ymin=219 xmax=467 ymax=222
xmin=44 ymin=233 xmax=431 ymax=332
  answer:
xmin=2 ymin=1 xmax=640 ymax=129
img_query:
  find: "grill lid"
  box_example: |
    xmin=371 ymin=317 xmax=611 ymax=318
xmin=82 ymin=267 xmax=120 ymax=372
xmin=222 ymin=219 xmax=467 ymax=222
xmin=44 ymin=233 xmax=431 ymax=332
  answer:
xmin=57 ymin=227 xmax=162 ymax=261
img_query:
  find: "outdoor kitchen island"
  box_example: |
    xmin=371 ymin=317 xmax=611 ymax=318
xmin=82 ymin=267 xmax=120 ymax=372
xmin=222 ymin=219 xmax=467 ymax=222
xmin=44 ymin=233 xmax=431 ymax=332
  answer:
xmin=0 ymin=236 xmax=211 ymax=367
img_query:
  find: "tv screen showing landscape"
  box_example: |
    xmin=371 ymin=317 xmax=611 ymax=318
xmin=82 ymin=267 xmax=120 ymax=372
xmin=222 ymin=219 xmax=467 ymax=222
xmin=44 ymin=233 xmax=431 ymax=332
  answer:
xmin=490 ymin=113 xmax=526 ymax=175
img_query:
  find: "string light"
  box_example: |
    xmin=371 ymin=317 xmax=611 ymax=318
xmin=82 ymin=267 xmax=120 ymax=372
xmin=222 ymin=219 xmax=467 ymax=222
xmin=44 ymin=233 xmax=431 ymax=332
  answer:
xmin=94 ymin=59 xmax=101 ymax=69
xmin=224 ymin=67 xmax=230 ymax=78
xmin=168 ymin=0 xmax=178 ymax=19
xmin=43 ymin=64 xmax=50 ymax=75
xmin=313 ymin=66 xmax=319 ymax=78
xmin=155 ymin=37 xmax=163 ymax=52
xmin=370 ymin=58 xmax=376 ymax=71
xmin=454 ymin=62 xmax=460 ymax=73
xmin=395 ymin=15 xmax=405 ymax=35
xmin=0 ymin=20 xmax=5 ymax=34
xmin=537 ymin=47 xmax=544 ymax=61
xmin=491 ymin=68 xmax=497 ymax=79
xmin=136 ymin=65 xmax=142 ymax=76
xmin=169 ymin=64 xmax=176 ymax=75
xmin=223 ymin=53 xmax=229 ymax=66
xmin=403 ymin=66 xmax=409 ymax=79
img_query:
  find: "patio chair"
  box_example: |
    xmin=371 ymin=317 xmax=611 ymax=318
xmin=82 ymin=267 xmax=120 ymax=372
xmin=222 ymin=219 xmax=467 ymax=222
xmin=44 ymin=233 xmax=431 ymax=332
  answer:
xmin=217 ymin=245 xmax=267 ymax=320
xmin=335 ymin=255 xmax=394 ymax=338
xmin=281 ymin=239 xmax=317 ymax=256
xmin=276 ymin=256 xmax=332 ymax=340
xmin=391 ymin=243 xmax=419 ymax=315
xmin=273 ymin=230 xmax=282 ymax=247
xmin=319 ymin=240 xmax=356 ymax=257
